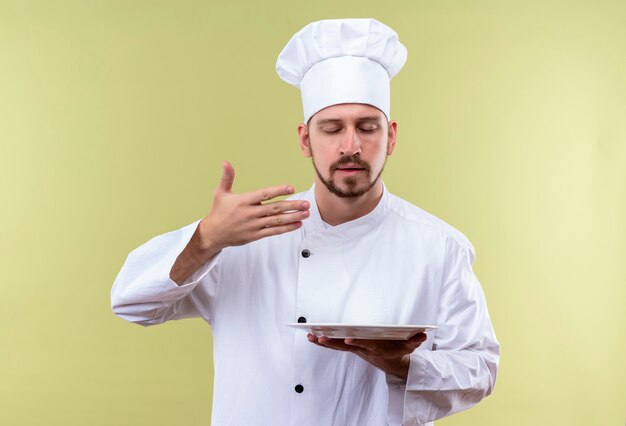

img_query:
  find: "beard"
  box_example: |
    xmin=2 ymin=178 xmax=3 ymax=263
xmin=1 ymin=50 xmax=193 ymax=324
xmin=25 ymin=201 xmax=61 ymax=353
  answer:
xmin=310 ymin=147 xmax=386 ymax=199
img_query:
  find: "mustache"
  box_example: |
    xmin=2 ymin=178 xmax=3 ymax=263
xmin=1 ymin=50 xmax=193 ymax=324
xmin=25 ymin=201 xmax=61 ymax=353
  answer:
xmin=330 ymin=156 xmax=371 ymax=172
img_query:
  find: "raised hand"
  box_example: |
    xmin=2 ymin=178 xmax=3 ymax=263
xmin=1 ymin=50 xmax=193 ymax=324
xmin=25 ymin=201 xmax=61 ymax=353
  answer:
xmin=200 ymin=161 xmax=310 ymax=249
xmin=170 ymin=161 xmax=309 ymax=284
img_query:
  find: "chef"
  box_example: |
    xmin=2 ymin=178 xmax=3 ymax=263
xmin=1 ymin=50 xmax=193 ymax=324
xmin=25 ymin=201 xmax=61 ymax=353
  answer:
xmin=112 ymin=18 xmax=499 ymax=426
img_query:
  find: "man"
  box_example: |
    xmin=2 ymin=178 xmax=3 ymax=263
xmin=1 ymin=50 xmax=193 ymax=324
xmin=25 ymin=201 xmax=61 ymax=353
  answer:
xmin=112 ymin=18 xmax=499 ymax=426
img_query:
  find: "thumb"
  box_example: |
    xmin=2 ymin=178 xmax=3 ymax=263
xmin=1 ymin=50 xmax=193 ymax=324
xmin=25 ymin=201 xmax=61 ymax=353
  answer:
xmin=404 ymin=332 xmax=428 ymax=351
xmin=218 ymin=160 xmax=235 ymax=193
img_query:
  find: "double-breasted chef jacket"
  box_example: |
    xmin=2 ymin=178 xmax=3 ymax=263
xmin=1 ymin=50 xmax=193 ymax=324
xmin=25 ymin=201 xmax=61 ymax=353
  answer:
xmin=112 ymin=184 xmax=499 ymax=426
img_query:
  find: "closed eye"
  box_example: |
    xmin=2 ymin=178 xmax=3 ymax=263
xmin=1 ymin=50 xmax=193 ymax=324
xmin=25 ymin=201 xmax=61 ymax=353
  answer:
xmin=322 ymin=128 xmax=342 ymax=134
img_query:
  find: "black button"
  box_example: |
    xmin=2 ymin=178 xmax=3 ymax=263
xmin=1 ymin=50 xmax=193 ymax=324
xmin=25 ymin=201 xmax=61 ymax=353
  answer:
xmin=294 ymin=384 xmax=304 ymax=393
xmin=297 ymin=316 xmax=307 ymax=323
xmin=301 ymin=249 xmax=311 ymax=258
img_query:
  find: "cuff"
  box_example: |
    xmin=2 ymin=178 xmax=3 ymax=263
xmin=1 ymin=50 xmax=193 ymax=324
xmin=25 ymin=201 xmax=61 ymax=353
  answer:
xmin=386 ymin=372 xmax=407 ymax=426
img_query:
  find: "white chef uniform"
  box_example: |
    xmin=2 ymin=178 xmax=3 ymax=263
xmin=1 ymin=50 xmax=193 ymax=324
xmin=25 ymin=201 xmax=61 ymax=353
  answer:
xmin=111 ymin=184 xmax=499 ymax=425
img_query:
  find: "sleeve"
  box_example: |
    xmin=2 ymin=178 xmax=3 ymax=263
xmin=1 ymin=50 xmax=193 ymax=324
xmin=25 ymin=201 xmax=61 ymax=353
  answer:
xmin=110 ymin=219 xmax=221 ymax=326
xmin=386 ymin=237 xmax=500 ymax=425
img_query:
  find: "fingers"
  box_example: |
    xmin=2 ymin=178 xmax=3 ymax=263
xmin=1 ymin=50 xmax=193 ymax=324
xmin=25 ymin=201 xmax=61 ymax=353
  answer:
xmin=408 ymin=332 xmax=427 ymax=343
xmin=215 ymin=162 xmax=298 ymax=206
xmin=247 ymin=185 xmax=296 ymax=204
xmin=258 ymin=200 xmax=310 ymax=217
xmin=344 ymin=338 xmax=380 ymax=352
xmin=309 ymin=333 xmax=429 ymax=356
xmin=310 ymin=335 xmax=373 ymax=354
xmin=345 ymin=332 xmax=427 ymax=350
xmin=256 ymin=221 xmax=304 ymax=239
xmin=345 ymin=334 xmax=427 ymax=353
xmin=215 ymin=162 xmax=291 ymax=203
xmin=217 ymin=161 xmax=235 ymax=193
xmin=308 ymin=334 xmax=356 ymax=352
xmin=404 ymin=332 xmax=428 ymax=351
xmin=256 ymin=209 xmax=309 ymax=228
xmin=342 ymin=338 xmax=397 ymax=356
xmin=243 ymin=200 xmax=309 ymax=239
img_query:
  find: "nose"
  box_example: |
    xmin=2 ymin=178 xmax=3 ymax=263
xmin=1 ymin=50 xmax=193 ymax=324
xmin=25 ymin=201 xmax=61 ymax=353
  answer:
xmin=339 ymin=128 xmax=361 ymax=157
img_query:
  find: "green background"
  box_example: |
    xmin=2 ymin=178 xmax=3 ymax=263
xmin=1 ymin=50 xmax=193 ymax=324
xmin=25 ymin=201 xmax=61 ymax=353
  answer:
xmin=1 ymin=1 xmax=624 ymax=425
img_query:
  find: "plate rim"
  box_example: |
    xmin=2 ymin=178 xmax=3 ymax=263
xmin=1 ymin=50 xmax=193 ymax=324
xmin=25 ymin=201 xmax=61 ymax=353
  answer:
xmin=286 ymin=323 xmax=437 ymax=329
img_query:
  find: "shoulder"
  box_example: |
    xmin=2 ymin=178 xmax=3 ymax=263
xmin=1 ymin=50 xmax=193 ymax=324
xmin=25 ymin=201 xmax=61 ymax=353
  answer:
xmin=384 ymin=191 xmax=475 ymax=262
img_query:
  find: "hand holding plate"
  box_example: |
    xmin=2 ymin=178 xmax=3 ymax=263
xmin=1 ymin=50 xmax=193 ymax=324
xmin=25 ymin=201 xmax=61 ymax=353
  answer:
xmin=307 ymin=332 xmax=427 ymax=380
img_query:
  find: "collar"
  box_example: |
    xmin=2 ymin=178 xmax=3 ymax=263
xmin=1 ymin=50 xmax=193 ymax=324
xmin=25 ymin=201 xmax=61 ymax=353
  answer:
xmin=301 ymin=183 xmax=389 ymax=245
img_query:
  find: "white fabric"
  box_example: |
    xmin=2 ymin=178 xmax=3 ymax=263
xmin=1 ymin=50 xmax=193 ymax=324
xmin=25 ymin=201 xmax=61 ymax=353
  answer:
xmin=299 ymin=56 xmax=391 ymax=125
xmin=111 ymin=185 xmax=499 ymax=426
xmin=276 ymin=19 xmax=407 ymax=122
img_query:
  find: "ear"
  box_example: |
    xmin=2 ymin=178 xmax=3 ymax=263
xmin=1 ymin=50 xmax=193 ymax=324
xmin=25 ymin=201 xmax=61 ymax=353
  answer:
xmin=386 ymin=120 xmax=398 ymax=155
xmin=297 ymin=123 xmax=312 ymax=158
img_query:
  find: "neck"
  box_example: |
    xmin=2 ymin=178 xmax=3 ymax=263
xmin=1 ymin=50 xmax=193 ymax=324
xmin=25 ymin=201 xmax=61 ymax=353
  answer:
xmin=314 ymin=179 xmax=384 ymax=226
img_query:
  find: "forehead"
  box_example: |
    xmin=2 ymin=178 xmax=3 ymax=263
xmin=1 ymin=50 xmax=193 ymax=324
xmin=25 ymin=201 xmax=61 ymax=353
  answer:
xmin=310 ymin=103 xmax=387 ymax=124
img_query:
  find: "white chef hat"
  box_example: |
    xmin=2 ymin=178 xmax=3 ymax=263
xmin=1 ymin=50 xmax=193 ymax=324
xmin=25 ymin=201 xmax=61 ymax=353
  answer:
xmin=276 ymin=18 xmax=407 ymax=123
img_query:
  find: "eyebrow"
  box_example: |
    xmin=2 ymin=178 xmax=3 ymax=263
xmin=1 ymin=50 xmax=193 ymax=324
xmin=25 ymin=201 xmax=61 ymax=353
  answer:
xmin=315 ymin=119 xmax=342 ymax=126
xmin=315 ymin=116 xmax=384 ymax=126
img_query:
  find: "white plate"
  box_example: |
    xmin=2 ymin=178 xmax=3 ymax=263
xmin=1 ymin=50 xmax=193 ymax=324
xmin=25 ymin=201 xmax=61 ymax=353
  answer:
xmin=287 ymin=323 xmax=437 ymax=340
